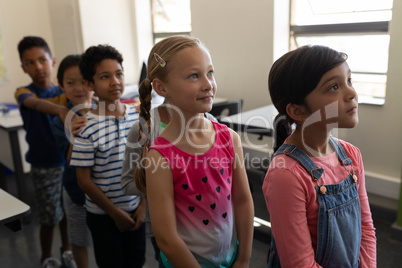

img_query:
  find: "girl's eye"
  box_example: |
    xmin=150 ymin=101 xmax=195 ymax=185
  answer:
xmin=207 ymin=70 xmax=214 ymax=77
xmin=348 ymin=78 xmax=353 ymax=85
xmin=40 ymin=58 xmax=47 ymax=63
xmin=117 ymin=72 xmax=124 ymax=78
xmin=189 ymin=74 xmax=198 ymax=79
xmin=101 ymin=75 xmax=108 ymax=80
xmin=329 ymin=84 xmax=339 ymax=91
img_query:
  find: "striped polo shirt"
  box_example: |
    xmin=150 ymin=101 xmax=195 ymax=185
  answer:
xmin=70 ymin=104 xmax=140 ymax=214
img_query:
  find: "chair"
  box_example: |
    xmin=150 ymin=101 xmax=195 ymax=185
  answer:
xmin=209 ymin=99 xmax=244 ymax=122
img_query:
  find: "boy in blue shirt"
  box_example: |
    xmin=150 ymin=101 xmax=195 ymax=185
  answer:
xmin=15 ymin=36 xmax=74 ymax=268
xmin=70 ymin=45 xmax=146 ymax=268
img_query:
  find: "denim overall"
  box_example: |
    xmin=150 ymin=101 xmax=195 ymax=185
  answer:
xmin=267 ymin=137 xmax=361 ymax=268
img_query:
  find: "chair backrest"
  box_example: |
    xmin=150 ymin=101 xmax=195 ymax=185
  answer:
xmin=209 ymin=99 xmax=244 ymax=121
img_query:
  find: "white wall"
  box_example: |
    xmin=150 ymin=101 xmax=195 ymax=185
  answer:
xmin=0 ymin=0 xmax=55 ymax=103
xmin=78 ymin=0 xmax=139 ymax=84
xmin=191 ymin=0 xmax=274 ymax=112
xmin=48 ymin=0 xmax=84 ymax=59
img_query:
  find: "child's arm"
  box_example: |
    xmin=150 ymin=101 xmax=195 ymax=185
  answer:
xmin=66 ymin=116 xmax=88 ymax=162
xmin=229 ymin=130 xmax=254 ymax=268
xmin=121 ymin=121 xmax=145 ymax=196
xmin=131 ymin=198 xmax=146 ymax=230
xmin=146 ymin=149 xmax=201 ymax=268
xmin=22 ymin=96 xmax=70 ymax=122
xmin=76 ymin=167 xmax=136 ymax=232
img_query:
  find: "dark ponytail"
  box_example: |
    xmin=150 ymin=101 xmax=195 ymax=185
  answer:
xmin=273 ymin=114 xmax=292 ymax=153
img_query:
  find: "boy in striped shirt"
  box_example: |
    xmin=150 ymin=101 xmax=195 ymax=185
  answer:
xmin=70 ymin=45 xmax=146 ymax=267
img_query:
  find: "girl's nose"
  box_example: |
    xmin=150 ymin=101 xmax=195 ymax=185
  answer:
xmin=346 ymin=85 xmax=357 ymax=101
xmin=203 ymin=76 xmax=214 ymax=91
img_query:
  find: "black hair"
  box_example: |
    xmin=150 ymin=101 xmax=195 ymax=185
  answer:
xmin=268 ymin=45 xmax=348 ymax=152
xmin=17 ymin=36 xmax=52 ymax=61
xmin=79 ymin=44 xmax=123 ymax=83
xmin=57 ymin=54 xmax=82 ymax=87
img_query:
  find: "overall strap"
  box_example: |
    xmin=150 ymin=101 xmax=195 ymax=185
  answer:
xmin=273 ymin=143 xmax=324 ymax=181
xmin=328 ymin=136 xmax=353 ymax=166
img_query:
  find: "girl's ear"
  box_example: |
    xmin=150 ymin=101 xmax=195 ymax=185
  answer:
xmin=286 ymin=103 xmax=309 ymax=122
xmin=152 ymin=78 xmax=168 ymax=97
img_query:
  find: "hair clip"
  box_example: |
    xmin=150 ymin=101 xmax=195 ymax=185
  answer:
xmin=154 ymin=53 xmax=166 ymax=67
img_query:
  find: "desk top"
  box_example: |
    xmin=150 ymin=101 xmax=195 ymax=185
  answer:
xmin=0 ymin=109 xmax=23 ymax=130
xmin=0 ymin=188 xmax=31 ymax=224
xmin=220 ymin=104 xmax=278 ymax=135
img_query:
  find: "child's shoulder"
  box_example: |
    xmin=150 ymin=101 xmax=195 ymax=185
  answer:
xmin=333 ymin=137 xmax=362 ymax=160
xmin=16 ymin=83 xmax=63 ymax=98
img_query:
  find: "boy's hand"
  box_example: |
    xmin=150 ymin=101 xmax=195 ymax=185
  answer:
xmin=70 ymin=116 xmax=88 ymax=136
xmin=112 ymin=209 xmax=136 ymax=232
xmin=130 ymin=199 xmax=146 ymax=231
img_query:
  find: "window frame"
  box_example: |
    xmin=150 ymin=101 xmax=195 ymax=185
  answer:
xmin=289 ymin=0 xmax=392 ymax=105
xmin=151 ymin=0 xmax=191 ymax=44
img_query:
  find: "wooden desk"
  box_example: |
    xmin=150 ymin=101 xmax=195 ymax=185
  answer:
xmin=0 ymin=188 xmax=31 ymax=231
xmin=0 ymin=109 xmax=30 ymax=204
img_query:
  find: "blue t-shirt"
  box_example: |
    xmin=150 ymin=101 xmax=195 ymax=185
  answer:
xmin=15 ymin=83 xmax=67 ymax=167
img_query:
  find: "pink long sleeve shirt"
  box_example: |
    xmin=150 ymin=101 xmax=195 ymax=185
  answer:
xmin=262 ymin=139 xmax=376 ymax=268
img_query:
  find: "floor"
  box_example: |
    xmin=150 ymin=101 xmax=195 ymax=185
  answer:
xmin=1 ymin=171 xmax=402 ymax=267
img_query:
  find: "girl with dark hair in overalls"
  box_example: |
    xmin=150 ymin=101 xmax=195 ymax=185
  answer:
xmin=262 ymin=45 xmax=376 ymax=268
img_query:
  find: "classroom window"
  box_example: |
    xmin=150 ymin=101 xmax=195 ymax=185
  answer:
xmin=151 ymin=0 xmax=192 ymax=43
xmin=290 ymin=0 xmax=393 ymax=105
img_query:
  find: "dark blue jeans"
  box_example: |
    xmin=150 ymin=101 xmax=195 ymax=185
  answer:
xmin=87 ymin=211 xmax=146 ymax=268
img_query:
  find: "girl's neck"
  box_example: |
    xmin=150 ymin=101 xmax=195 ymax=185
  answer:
xmin=287 ymin=127 xmax=334 ymax=157
xmin=162 ymin=113 xmax=215 ymax=155
xmin=167 ymin=112 xmax=207 ymax=133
